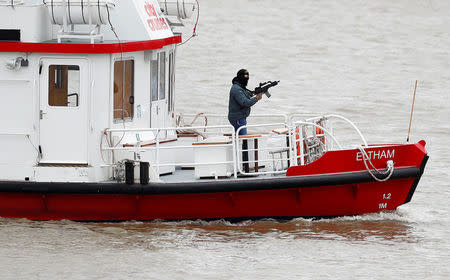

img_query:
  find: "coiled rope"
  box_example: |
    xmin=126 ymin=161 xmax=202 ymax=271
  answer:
xmin=358 ymin=146 xmax=395 ymax=182
xmin=176 ymin=112 xmax=207 ymax=138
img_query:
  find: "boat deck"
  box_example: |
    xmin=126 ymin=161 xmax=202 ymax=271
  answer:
xmin=159 ymin=166 xmax=285 ymax=184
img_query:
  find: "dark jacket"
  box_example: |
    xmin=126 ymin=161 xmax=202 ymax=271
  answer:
xmin=228 ymin=82 xmax=258 ymax=121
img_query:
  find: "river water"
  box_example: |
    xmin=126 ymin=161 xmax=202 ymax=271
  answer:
xmin=1 ymin=0 xmax=450 ymax=279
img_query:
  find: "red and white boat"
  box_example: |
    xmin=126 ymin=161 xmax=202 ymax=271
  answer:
xmin=0 ymin=0 xmax=428 ymax=221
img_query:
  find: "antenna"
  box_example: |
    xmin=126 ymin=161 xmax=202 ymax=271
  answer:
xmin=406 ymin=80 xmax=418 ymax=142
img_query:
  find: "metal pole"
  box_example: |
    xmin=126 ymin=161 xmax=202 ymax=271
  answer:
xmin=232 ymin=130 xmax=237 ymax=178
xmin=407 ymin=80 xmax=418 ymax=142
xmin=299 ymin=126 xmax=305 ymax=165
xmin=156 ymin=129 xmax=160 ymax=175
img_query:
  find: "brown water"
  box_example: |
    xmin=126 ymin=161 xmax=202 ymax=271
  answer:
xmin=1 ymin=0 xmax=449 ymax=279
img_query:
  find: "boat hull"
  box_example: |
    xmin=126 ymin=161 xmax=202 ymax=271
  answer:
xmin=0 ymin=142 xmax=428 ymax=221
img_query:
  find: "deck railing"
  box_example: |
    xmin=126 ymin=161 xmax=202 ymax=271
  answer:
xmin=102 ymin=114 xmax=368 ymax=181
xmin=103 ymin=125 xmax=238 ymax=178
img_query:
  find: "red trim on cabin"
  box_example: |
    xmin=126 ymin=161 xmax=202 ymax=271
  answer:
xmin=0 ymin=36 xmax=182 ymax=54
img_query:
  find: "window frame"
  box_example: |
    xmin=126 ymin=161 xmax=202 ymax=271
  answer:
xmin=48 ymin=64 xmax=81 ymax=108
xmin=168 ymin=51 xmax=175 ymax=113
xmin=113 ymin=58 xmax=135 ymax=123
xmin=151 ymin=57 xmax=159 ymax=102
xmin=158 ymin=52 xmax=166 ymax=101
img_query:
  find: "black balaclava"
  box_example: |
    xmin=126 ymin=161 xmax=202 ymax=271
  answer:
xmin=232 ymin=69 xmax=249 ymax=87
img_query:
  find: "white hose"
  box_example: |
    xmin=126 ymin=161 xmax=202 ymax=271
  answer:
xmin=358 ymin=146 xmax=395 ymax=182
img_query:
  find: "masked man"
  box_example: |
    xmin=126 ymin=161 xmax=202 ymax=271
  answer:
xmin=228 ymin=69 xmax=263 ymax=135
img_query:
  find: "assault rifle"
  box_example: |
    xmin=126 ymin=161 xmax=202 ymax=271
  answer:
xmin=250 ymin=80 xmax=280 ymax=98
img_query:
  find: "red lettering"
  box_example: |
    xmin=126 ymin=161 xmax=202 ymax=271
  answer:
xmin=144 ymin=2 xmax=157 ymax=17
xmin=150 ymin=4 xmax=157 ymax=16
xmin=157 ymin=19 xmax=164 ymax=30
xmin=158 ymin=18 xmax=168 ymax=29
xmin=156 ymin=19 xmax=162 ymax=30
xmin=147 ymin=19 xmax=155 ymax=31
xmin=144 ymin=2 xmax=169 ymax=32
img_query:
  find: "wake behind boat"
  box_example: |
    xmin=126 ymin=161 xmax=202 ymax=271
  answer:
xmin=0 ymin=0 xmax=428 ymax=221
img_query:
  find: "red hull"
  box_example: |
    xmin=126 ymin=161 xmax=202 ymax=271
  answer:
xmin=0 ymin=142 xmax=428 ymax=221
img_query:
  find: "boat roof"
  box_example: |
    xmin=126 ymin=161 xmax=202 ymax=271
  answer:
xmin=0 ymin=36 xmax=181 ymax=53
xmin=0 ymin=0 xmax=181 ymax=53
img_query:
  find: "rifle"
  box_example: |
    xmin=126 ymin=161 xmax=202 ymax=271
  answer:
xmin=251 ymin=80 xmax=280 ymax=98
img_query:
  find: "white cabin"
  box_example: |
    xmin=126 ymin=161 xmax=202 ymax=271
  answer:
xmin=0 ymin=0 xmax=195 ymax=182
xmin=0 ymin=0 xmax=346 ymax=184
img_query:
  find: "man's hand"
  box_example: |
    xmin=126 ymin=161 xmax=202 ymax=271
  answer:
xmin=256 ymin=93 xmax=263 ymax=100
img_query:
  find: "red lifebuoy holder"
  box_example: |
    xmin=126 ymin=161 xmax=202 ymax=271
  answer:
xmin=295 ymin=127 xmax=307 ymax=161
xmin=295 ymin=127 xmax=301 ymax=157
xmin=295 ymin=122 xmax=326 ymax=164
xmin=315 ymin=121 xmax=326 ymax=145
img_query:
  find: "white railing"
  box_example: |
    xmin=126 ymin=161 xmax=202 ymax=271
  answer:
xmin=291 ymin=121 xmax=341 ymax=166
xmin=102 ymin=114 xmax=368 ymax=180
xmin=177 ymin=113 xmax=288 ymax=122
xmin=176 ymin=113 xmax=288 ymax=131
xmin=235 ymin=123 xmax=293 ymax=175
xmin=103 ymin=125 xmax=238 ymax=177
xmin=320 ymin=114 xmax=368 ymax=147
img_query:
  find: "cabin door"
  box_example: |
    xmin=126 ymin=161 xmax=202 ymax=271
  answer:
xmin=39 ymin=58 xmax=88 ymax=164
xmin=150 ymin=52 xmax=168 ymax=136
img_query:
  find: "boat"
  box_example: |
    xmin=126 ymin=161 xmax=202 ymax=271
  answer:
xmin=0 ymin=0 xmax=428 ymax=221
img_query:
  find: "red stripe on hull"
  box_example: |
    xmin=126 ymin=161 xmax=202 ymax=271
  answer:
xmin=0 ymin=178 xmax=415 ymax=221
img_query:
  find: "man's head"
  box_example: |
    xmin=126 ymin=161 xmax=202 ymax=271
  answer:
xmin=234 ymin=69 xmax=249 ymax=87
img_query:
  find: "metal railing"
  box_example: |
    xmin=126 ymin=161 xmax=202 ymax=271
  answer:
xmin=291 ymin=120 xmax=341 ymax=166
xmin=235 ymin=123 xmax=293 ymax=175
xmin=102 ymin=114 xmax=368 ymax=181
xmin=176 ymin=113 xmax=288 ymax=134
xmin=103 ymin=125 xmax=238 ymax=177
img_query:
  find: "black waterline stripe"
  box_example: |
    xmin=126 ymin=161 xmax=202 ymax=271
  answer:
xmin=0 ymin=167 xmax=420 ymax=195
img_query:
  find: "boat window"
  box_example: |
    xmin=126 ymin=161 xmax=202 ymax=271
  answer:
xmin=151 ymin=59 xmax=158 ymax=101
xmin=159 ymin=52 xmax=166 ymax=100
xmin=168 ymin=52 xmax=175 ymax=112
xmin=48 ymin=65 xmax=80 ymax=107
xmin=0 ymin=29 xmax=20 ymax=41
xmin=113 ymin=60 xmax=134 ymax=120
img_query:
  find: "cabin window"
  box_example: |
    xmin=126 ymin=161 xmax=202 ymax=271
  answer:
xmin=151 ymin=52 xmax=167 ymax=102
xmin=151 ymin=59 xmax=158 ymax=102
xmin=159 ymin=53 xmax=166 ymax=100
xmin=113 ymin=60 xmax=134 ymax=120
xmin=168 ymin=52 xmax=175 ymax=112
xmin=48 ymin=65 xmax=80 ymax=107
